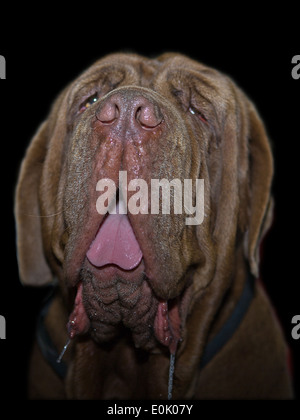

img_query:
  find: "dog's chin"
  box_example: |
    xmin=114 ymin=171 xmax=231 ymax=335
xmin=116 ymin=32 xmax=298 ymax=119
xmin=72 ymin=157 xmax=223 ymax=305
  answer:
xmin=66 ymin=259 xmax=183 ymax=354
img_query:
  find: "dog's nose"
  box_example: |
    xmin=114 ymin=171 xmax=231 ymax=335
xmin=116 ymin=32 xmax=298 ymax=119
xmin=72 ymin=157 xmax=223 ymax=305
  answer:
xmin=135 ymin=103 xmax=163 ymax=129
xmin=96 ymin=92 xmax=163 ymax=130
xmin=96 ymin=100 xmax=119 ymax=125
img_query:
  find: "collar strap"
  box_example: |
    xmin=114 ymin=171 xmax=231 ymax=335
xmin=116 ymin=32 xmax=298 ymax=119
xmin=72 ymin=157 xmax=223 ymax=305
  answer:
xmin=36 ymin=273 xmax=254 ymax=379
xmin=200 ymin=273 xmax=254 ymax=369
xmin=36 ymin=290 xmax=68 ymax=379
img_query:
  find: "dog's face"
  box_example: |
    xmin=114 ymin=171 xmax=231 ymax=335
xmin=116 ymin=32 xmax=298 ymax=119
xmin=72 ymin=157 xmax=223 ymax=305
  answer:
xmin=15 ymin=53 xmax=273 ymax=353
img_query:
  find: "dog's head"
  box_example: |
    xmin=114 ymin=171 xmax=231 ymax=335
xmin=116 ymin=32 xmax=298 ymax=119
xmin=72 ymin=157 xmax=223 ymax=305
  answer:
xmin=15 ymin=53 xmax=273 ymax=353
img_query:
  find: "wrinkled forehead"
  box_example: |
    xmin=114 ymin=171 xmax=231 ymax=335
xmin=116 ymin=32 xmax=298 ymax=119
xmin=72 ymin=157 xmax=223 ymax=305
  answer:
xmin=68 ymin=53 xmax=233 ymax=107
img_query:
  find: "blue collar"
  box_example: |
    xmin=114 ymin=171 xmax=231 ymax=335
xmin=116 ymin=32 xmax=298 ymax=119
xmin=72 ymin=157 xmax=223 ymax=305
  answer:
xmin=200 ymin=273 xmax=254 ymax=369
xmin=36 ymin=291 xmax=68 ymax=379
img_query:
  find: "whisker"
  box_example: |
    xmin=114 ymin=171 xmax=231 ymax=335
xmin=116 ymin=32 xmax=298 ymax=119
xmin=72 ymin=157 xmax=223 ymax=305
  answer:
xmin=20 ymin=211 xmax=63 ymax=218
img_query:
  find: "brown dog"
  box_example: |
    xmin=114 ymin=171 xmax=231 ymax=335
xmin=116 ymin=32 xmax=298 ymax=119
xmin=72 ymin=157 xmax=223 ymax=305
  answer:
xmin=15 ymin=53 xmax=293 ymax=399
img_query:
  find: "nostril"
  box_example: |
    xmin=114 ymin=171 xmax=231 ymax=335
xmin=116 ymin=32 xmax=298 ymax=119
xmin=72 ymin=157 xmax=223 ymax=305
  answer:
xmin=96 ymin=102 xmax=119 ymax=124
xmin=136 ymin=105 xmax=163 ymax=129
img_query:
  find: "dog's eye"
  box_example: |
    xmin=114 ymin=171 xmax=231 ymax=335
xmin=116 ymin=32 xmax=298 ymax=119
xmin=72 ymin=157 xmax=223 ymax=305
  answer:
xmin=80 ymin=93 xmax=99 ymax=113
xmin=189 ymin=106 xmax=208 ymax=124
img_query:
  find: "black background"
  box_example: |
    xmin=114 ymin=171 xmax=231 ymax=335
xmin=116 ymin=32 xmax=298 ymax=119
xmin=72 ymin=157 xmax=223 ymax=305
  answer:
xmin=1 ymin=7 xmax=299 ymax=404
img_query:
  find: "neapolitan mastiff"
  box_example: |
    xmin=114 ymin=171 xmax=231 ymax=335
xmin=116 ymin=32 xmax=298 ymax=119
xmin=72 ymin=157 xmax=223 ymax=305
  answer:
xmin=15 ymin=53 xmax=293 ymax=399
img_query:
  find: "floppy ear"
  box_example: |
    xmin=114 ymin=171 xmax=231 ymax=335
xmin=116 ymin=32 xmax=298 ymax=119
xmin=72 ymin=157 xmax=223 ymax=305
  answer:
xmin=15 ymin=85 xmax=70 ymax=286
xmin=244 ymin=101 xmax=274 ymax=277
xmin=15 ymin=121 xmax=53 ymax=286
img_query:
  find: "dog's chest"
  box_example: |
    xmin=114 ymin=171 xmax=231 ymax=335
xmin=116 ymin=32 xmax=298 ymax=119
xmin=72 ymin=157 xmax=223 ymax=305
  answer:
xmin=68 ymin=339 xmax=171 ymax=399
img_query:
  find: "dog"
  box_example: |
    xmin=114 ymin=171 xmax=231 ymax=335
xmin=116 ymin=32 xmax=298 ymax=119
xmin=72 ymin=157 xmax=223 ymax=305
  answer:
xmin=15 ymin=52 xmax=293 ymax=399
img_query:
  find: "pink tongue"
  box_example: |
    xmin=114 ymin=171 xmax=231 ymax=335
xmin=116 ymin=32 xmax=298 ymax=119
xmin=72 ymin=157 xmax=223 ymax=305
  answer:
xmin=86 ymin=208 xmax=143 ymax=270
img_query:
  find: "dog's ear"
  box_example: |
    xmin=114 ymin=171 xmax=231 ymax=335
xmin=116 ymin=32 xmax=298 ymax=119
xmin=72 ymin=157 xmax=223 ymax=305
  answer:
xmin=15 ymin=121 xmax=53 ymax=286
xmin=15 ymin=88 xmax=69 ymax=286
xmin=243 ymin=101 xmax=274 ymax=277
xmin=196 ymin=87 xmax=273 ymax=286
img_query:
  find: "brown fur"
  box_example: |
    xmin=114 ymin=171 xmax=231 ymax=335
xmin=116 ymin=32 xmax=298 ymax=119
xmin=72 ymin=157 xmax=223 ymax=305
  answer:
xmin=15 ymin=53 xmax=293 ymax=399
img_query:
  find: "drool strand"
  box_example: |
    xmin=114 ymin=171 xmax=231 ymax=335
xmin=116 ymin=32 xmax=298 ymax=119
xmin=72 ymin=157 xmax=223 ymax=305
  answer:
xmin=57 ymin=338 xmax=71 ymax=364
xmin=168 ymin=352 xmax=176 ymax=400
